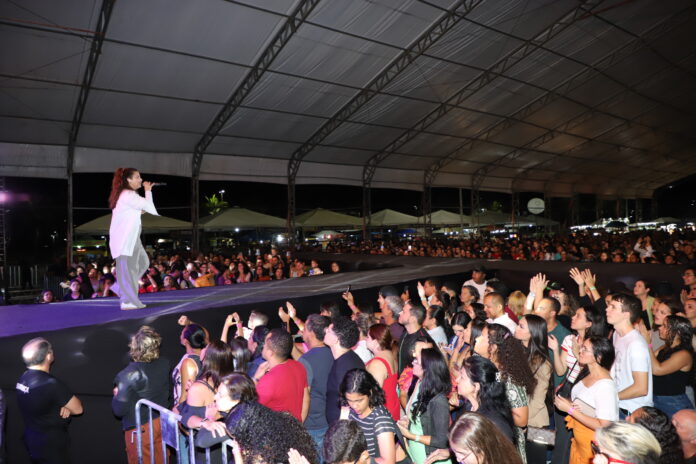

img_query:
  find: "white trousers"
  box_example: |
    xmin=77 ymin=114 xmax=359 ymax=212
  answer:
xmin=112 ymin=238 xmax=149 ymax=306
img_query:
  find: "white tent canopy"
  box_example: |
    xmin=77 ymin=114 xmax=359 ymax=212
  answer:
xmin=1 ymin=1 xmax=695 ymax=200
xmin=201 ymin=207 xmax=286 ymax=231
xmin=295 ymin=208 xmax=362 ymax=228
xmin=471 ymin=211 xmax=512 ymax=227
xmin=506 ymin=215 xmax=559 ymax=227
xmin=75 ymin=213 xmax=191 ymax=234
xmin=369 ymin=209 xmax=418 ymax=226
xmin=421 ymin=209 xmax=471 ymax=225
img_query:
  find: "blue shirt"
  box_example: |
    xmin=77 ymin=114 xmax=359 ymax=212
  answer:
xmin=299 ymin=346 xmax=334 ymax=430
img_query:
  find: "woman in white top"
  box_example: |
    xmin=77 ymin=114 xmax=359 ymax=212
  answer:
xmin=108 ymin=168 xmax=158 ymax=310
xmin=554 ymin=336 xmax=618 ymax=464
xmin=548 ymin=305 xmax=607 ymax=385
xmin=423 ymin=305 xmax=451 ymax=347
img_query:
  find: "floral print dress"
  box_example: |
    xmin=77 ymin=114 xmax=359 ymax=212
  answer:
xmin=506 ymin=379 xmax=529 ymax=464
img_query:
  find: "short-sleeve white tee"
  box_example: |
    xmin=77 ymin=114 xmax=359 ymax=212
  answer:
xmin=571 ymin=378 xmax=619 ymax=421
xmin=611 ymin=329 xmax=653 ymax=413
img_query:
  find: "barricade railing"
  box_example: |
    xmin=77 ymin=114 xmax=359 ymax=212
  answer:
xmin=134 ymin=399 xmax=236 ymax=464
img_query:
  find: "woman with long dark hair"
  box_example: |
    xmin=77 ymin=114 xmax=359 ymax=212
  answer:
xmin=515 ymin=315 xmax=552 ymax=464
xmin=548 ymin=305 xmax=607 ymax=389
xmin=554 ymin=336 xmax=617 ymax=464
xmin=446 ymin=312 xmax=472 ymax=367
xmin=643 ymin=315 xmax=694 ymax=418
xmin=339 ymin=368 xmax=407 ymax=464
xmin=108 ymin=167 xmax=158 ymax=310
xmin=228 ymin=338 xmax=251 ymax=374
xmin=172 ymin=323 xmax=207 ymax=409
xmin=454 ymin=356 xmax=514 ymax=444
xmin=474 ymin=323 xmax=536 ymax=463
xmin=181 ymin=340 xmax=236 ymax=463
xmin=397 ymin=348 xmax=453 ymax=464
xmin=424 ymin=305 xmax=453 ymax=347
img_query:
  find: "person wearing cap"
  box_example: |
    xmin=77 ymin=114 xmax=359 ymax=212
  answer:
xmin=463 ymin=266 xmax=487 ymax=304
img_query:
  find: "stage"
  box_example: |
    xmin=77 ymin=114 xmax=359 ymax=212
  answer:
xmin=0 ymin=254 xmax=686 ymax=463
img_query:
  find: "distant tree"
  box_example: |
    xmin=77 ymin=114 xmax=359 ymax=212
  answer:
xmin=490 ymin=200 xmax=503 ymax=212
xmin=204 ymin=194 xmax=229 ymax=215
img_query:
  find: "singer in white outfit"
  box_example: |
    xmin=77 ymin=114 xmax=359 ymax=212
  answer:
xmin=108 ymin=168 xmax=158 ymax=310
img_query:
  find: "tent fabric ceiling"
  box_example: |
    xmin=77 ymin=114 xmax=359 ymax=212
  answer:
xmin=1 ymin=0 xmax=695 ymax=198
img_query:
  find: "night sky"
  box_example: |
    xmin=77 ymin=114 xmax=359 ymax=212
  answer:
xmin=2 ymin=172 xmax=695 ymax=263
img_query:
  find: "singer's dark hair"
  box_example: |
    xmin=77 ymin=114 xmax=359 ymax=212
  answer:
xmin=109 ymin=167 xmax=138 ymax=209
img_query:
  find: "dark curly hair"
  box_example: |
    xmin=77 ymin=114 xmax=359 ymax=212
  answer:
xmin=340 ymin=368 xmax=385 ymax=408
xmin=486 ymin=324 xmax=536 ymax=395
xmin=323 ymin=420 xmax=368 ymax=464
xmin=225 ymin=401 xmax=318 ymax=464
xmin=658 ymin=315 xmax=694 ymax=362
xmin=631 ymin=406 xmax=684 ymax=464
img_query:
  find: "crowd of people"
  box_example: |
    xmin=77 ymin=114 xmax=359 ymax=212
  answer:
xmin=308 ymin=230 xmax=696 ymax=265
xmin=15 ymin=257 xmax=696 ymax=464
xmin=37 ymin=249 xmax=340 ymax=304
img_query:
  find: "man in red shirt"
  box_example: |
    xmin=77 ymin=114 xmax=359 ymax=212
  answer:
xmin=253 ymin=328 xmax=309 ymax=422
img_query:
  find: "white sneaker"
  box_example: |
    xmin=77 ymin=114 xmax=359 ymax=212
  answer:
xmin=121 ymin=302 xmax=142 ymax=311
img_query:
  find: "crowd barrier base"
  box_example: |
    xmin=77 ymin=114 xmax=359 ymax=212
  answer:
xmin=135 ymin=399 xmax=235 ymax=464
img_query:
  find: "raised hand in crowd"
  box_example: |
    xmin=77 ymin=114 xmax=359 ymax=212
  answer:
xmin=581 ymin=268 xmax=600 ymax=301
xmin=221 ymin=312 xmax=243 ymax=342
xmin=569 ymin=267 xmax=586 ymax=297
xmin=288 ymin=448 xmax=311 ymax=464
xmin=286 ymin=301 xmax=304 ymax=332
xmin=342 ymin=290 xmax=359 ymax=315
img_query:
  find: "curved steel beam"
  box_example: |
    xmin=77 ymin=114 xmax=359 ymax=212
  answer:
xmin=66 ymin=0 xmax=116 ymax=268
xmin=367 ymin=0 xmax=606 ymax=200
xmin=464 ymin=6 xmax=695 ymax=196
xmin=189 ymin=0 xmax=321 ymax=248
xmin=511 ymin=47 xmax=696 ymax=193
xmin=286 ymin=0 xmax=484 ymax=237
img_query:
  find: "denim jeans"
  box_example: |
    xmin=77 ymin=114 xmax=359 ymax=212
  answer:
xmin=308 ymin=427 xmax=328 ymax=464
xmin=653 ymin=394 xmax=694 ymax=419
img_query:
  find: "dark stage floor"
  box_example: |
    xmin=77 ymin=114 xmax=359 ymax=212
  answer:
xmin=0 ymin=254 xmax=479 ymax=338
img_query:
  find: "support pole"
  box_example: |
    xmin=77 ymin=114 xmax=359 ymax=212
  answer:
xmin=421 ymin=185 xmax=432 ymax=237
xmin=458 ymin=188 xmax=464 ymax=235
xmin=287 ymin=176 xmax=296 ymax=246
xmin=651 ymin=195 xmax=658 ymax=219
xmin=67 ymin=153 xmax=74 ymax=268
xmin=570 ymin=193 xmax=580 ymax=226
xmin=470 ymin=187 xmax=480 ymax=234
xmin=362 ymin=183 xmax=371 ymax=242
xmin=191 ymin=175 xmax=200 ymax=254
xmin=635 ymin=197 xmax=643 ymax=222
xmin=511 ymin=191 xmax=519 ymax=229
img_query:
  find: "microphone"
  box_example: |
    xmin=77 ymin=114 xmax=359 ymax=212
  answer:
xmin=149 ymin=182 xmax=167 ymax=187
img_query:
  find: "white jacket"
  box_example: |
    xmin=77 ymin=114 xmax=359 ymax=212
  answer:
xmin=109 ymin=190 xmax=158 ymax=258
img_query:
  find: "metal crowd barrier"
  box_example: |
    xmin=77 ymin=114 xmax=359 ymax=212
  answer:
xmin=134 ymin=399 xmax=236 ymax=464
xmin=3 ymin=264 xmax=44 ymax=289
